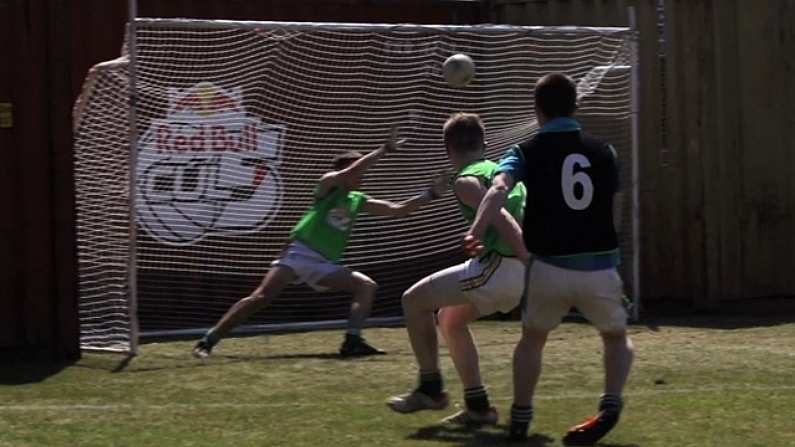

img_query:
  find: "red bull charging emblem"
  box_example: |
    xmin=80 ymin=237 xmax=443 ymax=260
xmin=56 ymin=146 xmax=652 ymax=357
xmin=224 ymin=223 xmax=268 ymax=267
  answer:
xmin=137 ymin=82 xmax=285 ymax=245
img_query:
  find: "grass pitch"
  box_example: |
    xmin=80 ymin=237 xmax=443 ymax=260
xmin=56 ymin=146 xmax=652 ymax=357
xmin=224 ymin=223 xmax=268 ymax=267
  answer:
xmin=1 ymin=317 xmax=794 ymax=446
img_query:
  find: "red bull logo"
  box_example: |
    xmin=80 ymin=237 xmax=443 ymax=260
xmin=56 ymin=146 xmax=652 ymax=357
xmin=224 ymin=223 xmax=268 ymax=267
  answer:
xmin=136 ymin=82 xmax=285 ymax=246
xmin=153 ymin=122 xmax=262 ymax=154
xmin=169 ymin=81 xmax=242 ymax=116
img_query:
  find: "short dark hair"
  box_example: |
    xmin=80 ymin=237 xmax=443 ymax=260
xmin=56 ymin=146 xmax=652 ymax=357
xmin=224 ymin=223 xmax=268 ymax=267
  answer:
xmin=534 ymin=73 xmax=577 ymax=118
xmin=332 ymin=151 xmax=363 ymax=170
xmin=443 ymin=112 xmax=485 ymax=154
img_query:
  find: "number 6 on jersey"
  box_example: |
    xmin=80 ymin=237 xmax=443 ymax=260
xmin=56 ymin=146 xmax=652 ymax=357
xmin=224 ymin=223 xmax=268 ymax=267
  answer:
xmin=561 ymin=153 xmax=593 ymax=210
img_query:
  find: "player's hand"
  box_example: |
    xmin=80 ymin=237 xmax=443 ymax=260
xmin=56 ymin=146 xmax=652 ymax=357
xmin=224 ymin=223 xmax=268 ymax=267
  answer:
xmin=428 ymin=171 xmax=452 ymax=198
xmin=383 ymin=125 xmax=406 ymax=152
xmin=462 ymin=234 xmax=485 ymax=258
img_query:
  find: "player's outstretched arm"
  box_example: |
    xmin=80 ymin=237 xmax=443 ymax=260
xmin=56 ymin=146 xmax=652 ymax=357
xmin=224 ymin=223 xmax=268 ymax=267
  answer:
xmin=360 ymin=171 xmax=450 ymax=218
xmin=455 ymin=176 xmax=529 ymax=262
xmin=316 ymin=126 xmax=404 ymax=197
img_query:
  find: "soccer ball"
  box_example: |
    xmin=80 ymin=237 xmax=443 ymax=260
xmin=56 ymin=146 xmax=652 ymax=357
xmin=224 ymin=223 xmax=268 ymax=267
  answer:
xmin=442 ymin=54 xmax=475 ymax=88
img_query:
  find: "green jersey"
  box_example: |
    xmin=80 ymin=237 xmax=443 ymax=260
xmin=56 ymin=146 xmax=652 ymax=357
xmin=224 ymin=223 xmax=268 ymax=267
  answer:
xmin=456 ymin=160 xmax=527 ymax=258
xmin=290 ymin=187 xmax=368 ymax=262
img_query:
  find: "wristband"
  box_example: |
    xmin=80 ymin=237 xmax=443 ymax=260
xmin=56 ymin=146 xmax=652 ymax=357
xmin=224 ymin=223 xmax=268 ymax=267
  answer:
xmin=420 ymin=189 xmax=438 ymax=201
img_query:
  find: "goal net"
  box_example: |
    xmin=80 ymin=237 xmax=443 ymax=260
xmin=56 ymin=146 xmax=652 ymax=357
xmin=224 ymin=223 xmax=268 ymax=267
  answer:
xmin=74 ymin=19 xmax=638 ymax=353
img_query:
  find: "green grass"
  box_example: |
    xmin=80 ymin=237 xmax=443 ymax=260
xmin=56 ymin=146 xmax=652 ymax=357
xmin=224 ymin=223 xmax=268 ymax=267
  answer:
xmin=2 ymin=317 xmax=794 ymax=446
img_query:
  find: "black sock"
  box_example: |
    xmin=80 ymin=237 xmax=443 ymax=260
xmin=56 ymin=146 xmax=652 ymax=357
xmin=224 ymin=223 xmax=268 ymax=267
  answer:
xmin=202 ymin=329 xmax=220 ymax=347
xmin=417 ymin=371 xmax=443 ymax=397
xmin=509 ymin=404 xmax=534 ymax=438
xmin=345 ymin=328 xmax=362 ymax=338
xmin=344 ymin=332 xmax=362 ymax=342
xmin=598 ymin=394 xmax=623 ymax=415
xmin=464 ymin=386 xmax=490 ymax=413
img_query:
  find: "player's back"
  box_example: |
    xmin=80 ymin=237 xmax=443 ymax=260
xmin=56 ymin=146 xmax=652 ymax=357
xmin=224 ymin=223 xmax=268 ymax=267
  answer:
xmin=518 ymin=131 xmax=618 ymax=257
xmin=456 ymin=159 xmax=526 ymax=258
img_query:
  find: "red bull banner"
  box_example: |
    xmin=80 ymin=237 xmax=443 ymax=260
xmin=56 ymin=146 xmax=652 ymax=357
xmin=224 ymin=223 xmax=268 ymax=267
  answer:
xmin=136 ymin=82 xmax=286 ymax=245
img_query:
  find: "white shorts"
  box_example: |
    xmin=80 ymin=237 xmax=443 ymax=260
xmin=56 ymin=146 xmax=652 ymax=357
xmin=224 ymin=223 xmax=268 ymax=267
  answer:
xmin=523 ymin=259 xmax=627 ymax=333
xmin=270 ymin=241 xmax=346 ymax=292
xmin=423 ymin=255 xmax=525 ymax=316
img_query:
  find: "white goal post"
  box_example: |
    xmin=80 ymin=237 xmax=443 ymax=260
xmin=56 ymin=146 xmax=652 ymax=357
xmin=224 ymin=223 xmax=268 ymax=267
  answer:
xmin=73 ymin=18 xmax=640 ymax=354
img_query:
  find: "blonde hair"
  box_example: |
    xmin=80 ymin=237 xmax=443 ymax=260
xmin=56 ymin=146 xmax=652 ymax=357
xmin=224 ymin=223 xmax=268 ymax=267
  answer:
xmin=443 ymin=112 xmax=485 ymax=154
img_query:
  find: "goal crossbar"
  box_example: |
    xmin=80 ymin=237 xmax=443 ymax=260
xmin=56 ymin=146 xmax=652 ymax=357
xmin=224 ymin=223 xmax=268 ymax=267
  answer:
xmin=135 ymin=18 xmax=631 ymax=35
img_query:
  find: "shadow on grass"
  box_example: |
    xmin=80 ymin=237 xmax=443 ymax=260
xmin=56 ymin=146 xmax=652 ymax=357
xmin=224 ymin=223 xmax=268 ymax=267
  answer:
xmin=407 ymin=424 xmax=554 ymax=447
xmin=406 ymin=421 xmax=641 ymax=447
xmin=261 ymin=352 xmax=342 ymax=360
xmin=635 ymin=297 xmax=795 ymax=330
xmin=75 ymin=353 xmax=257 ymax=374
xmin=0 ymin=360 xmax=74 ymax=385
xmin=561 ymin=309 xmax=795 ymax=332
xmin=76 ymin=350 xmax=390 ymax=374
xmin=638 ymin=313 xmax=795 ymax=331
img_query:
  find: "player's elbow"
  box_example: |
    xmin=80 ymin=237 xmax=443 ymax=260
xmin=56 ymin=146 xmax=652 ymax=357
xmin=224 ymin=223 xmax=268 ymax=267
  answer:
xmin=490 ymin=183 xmax=510 ymax=198
xmin=391 ymin=203 xmax=412 ymax=217
xmin=493 ymin=184 xmax=509 ymax=193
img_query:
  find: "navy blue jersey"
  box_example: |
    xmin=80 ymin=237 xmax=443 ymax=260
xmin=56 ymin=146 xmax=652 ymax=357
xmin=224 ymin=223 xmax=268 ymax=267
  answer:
xmin=498 ymin=119 xmax=619 ymax=260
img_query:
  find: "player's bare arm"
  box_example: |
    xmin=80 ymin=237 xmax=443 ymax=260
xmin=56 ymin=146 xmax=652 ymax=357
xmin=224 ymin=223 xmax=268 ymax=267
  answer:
xmin=316 ymin=126 xmax=405 ymax=198
xmin=361 ymin=171 xmax=450 ymax=218
xmin=463 ymin=171 xmax=516 ymax=255
xmin=455 ymin=176 xmax=529 ymax=263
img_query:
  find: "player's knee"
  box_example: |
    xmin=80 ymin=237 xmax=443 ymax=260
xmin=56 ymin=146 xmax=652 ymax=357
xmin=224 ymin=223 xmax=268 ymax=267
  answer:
xmin=437 ymin=311 xmax=467 ymax=338
xmin=356 ymin=276 xmax=378 ymax=294
xmin=601 ymin=331 xmax=633 ymax=351
xmin=401 ymin=289 xmax=420 ymax=313
xmin=400 ymin=289 xmax=412 ymax=309
xmin=520 ymin=327 xmax=549 ymax=347
xmin=247 ymin=289 xmax=268 ymax=304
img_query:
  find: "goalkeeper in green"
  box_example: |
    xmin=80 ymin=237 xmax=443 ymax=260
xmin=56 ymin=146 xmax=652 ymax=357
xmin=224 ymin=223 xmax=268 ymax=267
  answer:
xmin=193 ymin=127 xmax=449 ymax=358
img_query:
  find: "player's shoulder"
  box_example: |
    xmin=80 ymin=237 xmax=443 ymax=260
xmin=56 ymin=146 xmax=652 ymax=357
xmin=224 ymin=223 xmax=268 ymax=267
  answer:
xmin=454 ymin=174 xmax=484 ymax=190
xmin=580 ymin=132 xmax=611 ymax=152
xmin=458 ymin=159 xmax=496 ymax=175
xmin=578 ymin=132 xmax=617 ymax=162
xmin=347 ymin=190 xmax=369 ymax=202
xmin=318 ymin=170 xmax=338 ymax=182
xmin=519 ymin=134 xmax=543 ymax=151
xmin=511 ymin=134 xmax=548 ymax=162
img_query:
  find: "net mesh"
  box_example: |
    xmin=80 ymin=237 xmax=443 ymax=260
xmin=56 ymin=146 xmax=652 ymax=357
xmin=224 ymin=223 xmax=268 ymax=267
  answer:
xmin=74 ymin=20 xmax=636 ymax=351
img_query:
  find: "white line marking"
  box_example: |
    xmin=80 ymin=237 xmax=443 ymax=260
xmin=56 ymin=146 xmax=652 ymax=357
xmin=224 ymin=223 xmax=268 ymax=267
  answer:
xmin=1 ymin=385 xmax=793 ymax=411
